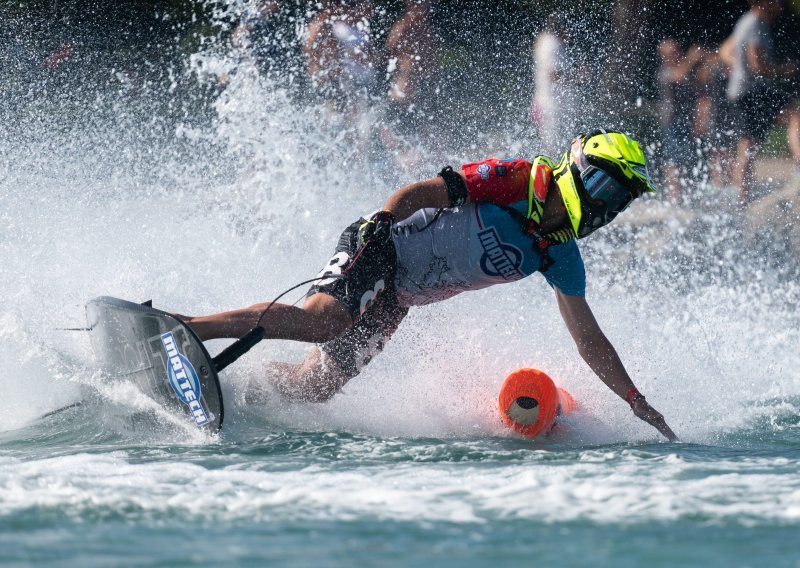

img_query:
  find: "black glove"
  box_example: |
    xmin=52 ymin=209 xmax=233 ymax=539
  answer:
xmin=357 ymin=210 xmax=396 ymax=249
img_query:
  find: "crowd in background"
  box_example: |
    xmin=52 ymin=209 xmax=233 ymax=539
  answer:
xmin=529 ymin=0 xmax=800 ymax=209
xmin=655 ymin=0 xmax=799 ymax=206
xmin=231 ymin=0 xmax=444 ymax=176
xmin=231 ymin=0 xmax=799 ymax=211
xmin=11 ymin=0 xmax=800 ymax=213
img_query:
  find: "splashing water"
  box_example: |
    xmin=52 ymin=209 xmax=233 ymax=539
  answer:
xmin=2 ymin=5 xmax=800 ymax=565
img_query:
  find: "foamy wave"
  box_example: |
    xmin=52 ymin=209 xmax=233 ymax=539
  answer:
xmin=1 ymin=449 xmax=798 ymax=526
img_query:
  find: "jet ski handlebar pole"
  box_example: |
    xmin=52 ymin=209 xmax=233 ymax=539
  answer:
xmin=212 ymin=326 xmax=267 ymax=373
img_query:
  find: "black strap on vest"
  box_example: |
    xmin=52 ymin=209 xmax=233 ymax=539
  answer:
xmin=490 ymin=203 xmax=555 ymax=272
xmin=438 ymin=166 xmax=468 ymax=207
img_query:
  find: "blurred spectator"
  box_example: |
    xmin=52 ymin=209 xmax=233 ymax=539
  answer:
xmin=720 ymin=0 xmax=800 ymax=204
xmin=530 ymin=12 xmax=587 ymax=156
xmin=377 ymin=0 xmax=441 ymax=174
xmin=656 ymin=39 xmax=703 ymax=201
xmin=44 ymin=44 xmax=73 ymax=71
xmin=693 ymin=50 xmax=735 ymax=191
xmin=385 ymin=0 xmax=439 ymax=110
xmin=305 ymin=0 xmax=379 ymax=115
xmin=232 ymin=1 xmax=304 ymax=87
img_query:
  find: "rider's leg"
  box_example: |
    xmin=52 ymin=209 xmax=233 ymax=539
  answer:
xmin=734 ymin=134 xmax=758 ymax=205
xmin=245 ymin=349 xmax=345 ymax=405
xmin=787 ymin=103 xmax=800 ymax=170
xmin=265 ymin=292 xmax=409 ymax=403
xmin=263 ymin=347 xmax=350 ymax=403
xmin=183 ymin=292 xmax=352 ymax=344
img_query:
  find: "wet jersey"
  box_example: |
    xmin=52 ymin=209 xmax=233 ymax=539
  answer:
xmin=390 ymin=158 xmax=586 ymax=307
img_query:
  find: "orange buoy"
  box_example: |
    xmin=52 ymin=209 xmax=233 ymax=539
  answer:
xmin=498 ymin=368 xmax=575 ymax=438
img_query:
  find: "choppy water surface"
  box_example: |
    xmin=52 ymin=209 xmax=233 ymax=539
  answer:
xmin=3 ymin=13 xmax=800 ymax=567
xmin=2 ymin=413 xmax=800 ymax=566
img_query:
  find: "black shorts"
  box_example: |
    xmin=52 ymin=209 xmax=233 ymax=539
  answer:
xmin=662 ymin=121 xmax=696 ymax=170
xmin=308 ymin=219 xmax=409 ymax=378
xmin=732 ymin=86 xmax=792 ymax=143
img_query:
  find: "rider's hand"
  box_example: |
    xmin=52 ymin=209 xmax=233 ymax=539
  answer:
xmin=357 ymin=210 xmax=396 ymax=249
xmin=627 ymin=388 xmax=677 ymax=441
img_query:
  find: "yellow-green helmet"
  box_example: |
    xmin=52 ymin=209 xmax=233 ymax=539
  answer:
xmin=553 ymin=129 xmax=656 ymax=238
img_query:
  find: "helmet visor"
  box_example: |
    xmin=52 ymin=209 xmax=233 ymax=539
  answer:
xmin=583 ymin=166 xmax=637 ymax=211
xmin=576 ymin=166 xmax=637 ymax=237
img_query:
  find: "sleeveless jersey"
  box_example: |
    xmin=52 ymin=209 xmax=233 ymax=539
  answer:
xmin=390 ymin=158 xmax=586 ymax=307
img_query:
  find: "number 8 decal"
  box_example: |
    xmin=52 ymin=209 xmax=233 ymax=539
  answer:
xmin=315 ymin=252 xmax=350 ymax=287
xmin=359 ymin=279 xmax=385 ymax=315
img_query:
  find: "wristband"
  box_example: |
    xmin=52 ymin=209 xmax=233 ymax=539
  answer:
xmin=625 ymin=387 xmax=644 ymax=406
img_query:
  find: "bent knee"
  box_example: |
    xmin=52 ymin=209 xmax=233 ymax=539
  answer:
xmin=301 ymin=382 xmax=340 ymax=403
xmin=281 ymin=373 xmax=348 ymax=403
xmin=277 ymin=349 xmax=355 ymax=403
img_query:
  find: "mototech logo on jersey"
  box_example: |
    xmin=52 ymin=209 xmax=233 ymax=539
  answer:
xmin=478 ymin=227 xmax=524 ymax=280
xmin=161 ymin=331 xmax=209 ymax=427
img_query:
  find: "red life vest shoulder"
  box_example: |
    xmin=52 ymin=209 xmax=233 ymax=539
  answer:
xmin=461 ymin=158 xmax=532 ymax=207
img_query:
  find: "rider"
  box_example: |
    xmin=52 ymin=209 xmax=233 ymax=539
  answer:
xmin=183 ymin=129 xmax=678 ymax=441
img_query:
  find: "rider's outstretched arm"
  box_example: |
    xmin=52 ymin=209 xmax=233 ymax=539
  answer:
xmin=555 ymin=289 xmax=677 ymax=441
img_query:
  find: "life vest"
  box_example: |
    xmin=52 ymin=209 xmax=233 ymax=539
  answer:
xmin=490 ymin=156 xmax=572 ymax=272
xmin=526 ymin=155 xmax=573 ymax=245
